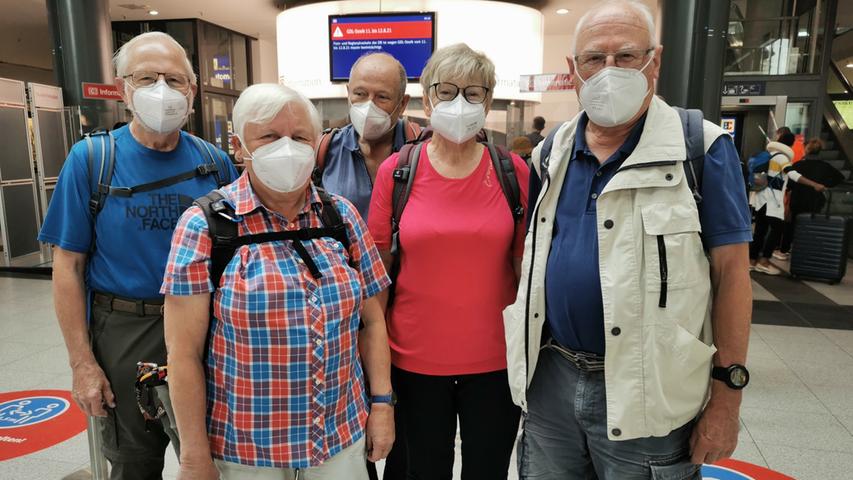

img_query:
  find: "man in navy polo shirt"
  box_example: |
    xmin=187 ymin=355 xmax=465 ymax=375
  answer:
xmin=504 ymin=2 xmax=754 ymax=479
xmin=38 ymin=32 xmax=236 ymax=480
xmin=318 ymin=52 xmax=417 ymax=220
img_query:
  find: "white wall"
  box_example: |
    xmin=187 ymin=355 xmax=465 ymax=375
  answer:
xmin=534 ymin=32 xmax=580 ymax=135
xmin=257 ymin=38 xmax=279 ymax=84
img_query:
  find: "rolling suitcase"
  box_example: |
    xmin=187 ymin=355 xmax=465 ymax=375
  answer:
xmin=790 ymin=191 xmax=851 ymax=284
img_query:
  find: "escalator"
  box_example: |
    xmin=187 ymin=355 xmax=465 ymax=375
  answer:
xmin=824 ymin=59 xmax=853 ymax=256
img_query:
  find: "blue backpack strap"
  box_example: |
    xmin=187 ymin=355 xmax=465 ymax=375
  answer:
xmin=538 ymin=124 xmax=562 ymax=180
xmin=86 ymin=131 xmax=116 ymax=219
xmin=673 ymin=107 xmax=705 ymax=205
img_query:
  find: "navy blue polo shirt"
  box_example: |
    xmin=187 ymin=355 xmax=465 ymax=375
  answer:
xmin=321 ymin=120 xmax=408 ymax=219
xmin=533 ymin=113 xmax=752 ymax=355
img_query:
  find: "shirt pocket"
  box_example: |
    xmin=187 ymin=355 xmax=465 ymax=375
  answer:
xmin=641 ymin=203 xmax=705 ymax=308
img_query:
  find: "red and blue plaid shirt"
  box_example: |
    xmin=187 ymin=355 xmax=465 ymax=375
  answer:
xmin=161 ymin=172 xmax=390 ymax=468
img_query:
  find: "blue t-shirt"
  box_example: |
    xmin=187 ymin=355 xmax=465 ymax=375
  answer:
xmin=38 ymin=126 xmax=238 ymax=299
xmin=321 ymin=120 xmax=407 ymax=219
xmin=531 ymin=114 xmax=752 ymax=355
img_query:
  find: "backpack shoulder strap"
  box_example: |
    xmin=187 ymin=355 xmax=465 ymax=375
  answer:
xmin=538 ymin=124 xmax=562 ymax=179
xmin=189 ymin=134 xmax=230 ymax=186
xmin=673 ymin=107 xmax=705 ymax=205
xmin=86 ymin=131 xmax=116 ymax=219
xmin=315 ymin=188 xmax=351 ymax=253
xmin=194 ymin=191 xmax=240 ymax=289
xmin=313 ymin=128 xmax=339 ymax=186
xmin=403 ymin=120 xmax=422 ymax=143
xmin=485 ymin=143 xmax=524 ymax=223
xmin=390 ymin=143 xmax=422 ymax=257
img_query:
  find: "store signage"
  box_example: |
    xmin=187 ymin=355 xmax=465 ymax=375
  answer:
xmin=213 ymin=56 xmax=232 ymax=85
xmin=722 ymin=81 xmax=766 ymax=96
xmin=82 ymin=82 xmax=122 ymax=101
xmin=519 ymin=73 xmax=574 ymax=92
xmin=701 ymin=459 xmax=795 ymax=480
xmin=0 ymin=390 xmax=87 ymax=461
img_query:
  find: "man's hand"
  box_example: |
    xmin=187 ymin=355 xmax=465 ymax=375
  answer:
xmin=71 ymin=359 xmax=115 ymax=417
xmin=689 ymin=387 xmax=741 ymax=465
xmin=365 ymin=404 xmax=395 ymax=462
xmin=177 ymin=455 xmax=219 ymax=480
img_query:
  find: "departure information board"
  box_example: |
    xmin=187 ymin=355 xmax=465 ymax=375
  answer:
xmin=329 ymin=12 xmax=435 ymax=82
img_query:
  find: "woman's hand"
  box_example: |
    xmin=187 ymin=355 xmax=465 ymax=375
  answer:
xmin=813 ymin=183 xmax=827 ymax=193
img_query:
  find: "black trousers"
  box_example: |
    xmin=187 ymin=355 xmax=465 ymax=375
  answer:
xmin=750 ymin=205 xmax=784 ymax=260
xmin=392 ymin=366 xmax=521 ymax=480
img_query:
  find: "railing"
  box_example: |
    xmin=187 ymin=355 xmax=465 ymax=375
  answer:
xmin=725 ymin=13 xmax=822 ymax=75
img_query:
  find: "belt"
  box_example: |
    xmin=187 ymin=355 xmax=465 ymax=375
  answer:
xmin=545 ymin=338 xmax=605 ymax=372
xmin=93 ymin=292 xmax=164 ymax=317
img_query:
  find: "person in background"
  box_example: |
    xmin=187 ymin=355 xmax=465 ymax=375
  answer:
xmin=776 ymin=126 xmax=804 ymax=163
xmin=750 ymin=132 xmax=826 ymax=274
xmin=368 ymin=43 xmax=528 ymax=480
xmin=38 ymin=31 xmax=237 ymax=480
xmin=163 ymin=83 xmax=394 ymax=480
xmin=526 ymin=115 xmax=546 ymax=147
xmin=511 ymin=135 xmax=534 ymax=164
xmin=776 ymin=138 xmax=840 ymax=259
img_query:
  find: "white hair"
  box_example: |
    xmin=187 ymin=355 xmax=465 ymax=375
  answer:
xmin=572 ymin=0 xmax=658 ymax=55
xmin=232 ymin=83 xmax=321 ymax=142
xmin=350 ymin=52 xmax=408 ymax=100
xmin=113 ymin=31 xmax=196 ymax=83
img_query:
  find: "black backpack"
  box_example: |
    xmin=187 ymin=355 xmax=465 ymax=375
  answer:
xmin=387 ymin=137 xmax=525 ymax=300
xmin=84 ymin=130 xmax=235 ymax=251
xmin=194 ymin=188 xmax=353 ymax=287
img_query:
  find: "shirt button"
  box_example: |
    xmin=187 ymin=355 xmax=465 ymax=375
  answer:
xmin=612 ymin=428 xmax=622 ymax=437
xmin=604 ymin=219 xmax=614 ymax=229
xmin=315 ymin=377 xmax=322 ymax=385
xmin=591 ymin=193 xmax=598 ymax=200
xmin=665 ymin=173 xmax=674 ymax=181
xmin=611 ymin=327 xmax=621 ymax=336
xmin=313 ymin=417 xmax=321 ymax=425
xmin=596 ymin=171 xmax=603 ymax=177
xmin=314 ymin=339 xmax=322 ymax=346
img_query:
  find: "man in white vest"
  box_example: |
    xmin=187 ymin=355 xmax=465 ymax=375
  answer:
xmin=504 ymin=1 xmax=753 ymax=478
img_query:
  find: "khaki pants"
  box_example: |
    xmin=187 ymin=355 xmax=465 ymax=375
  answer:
xmin=215 ymin=437 xmax=369 ymax=480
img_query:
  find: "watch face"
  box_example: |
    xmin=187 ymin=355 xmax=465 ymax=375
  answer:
xmin=730 ymin=367 xmax=748 ymax=387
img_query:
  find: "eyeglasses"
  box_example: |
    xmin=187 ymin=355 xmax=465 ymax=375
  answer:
xmin=123 ymin=71 xmax=193 ymax=92
xmin=430 ymin=82 xmax=490 ymax=104
xmin=574 ymin=48 xmax=654 ymax=75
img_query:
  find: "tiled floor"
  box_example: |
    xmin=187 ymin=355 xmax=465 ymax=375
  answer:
xmin=1 ymin=260 xmax=853 ymax=479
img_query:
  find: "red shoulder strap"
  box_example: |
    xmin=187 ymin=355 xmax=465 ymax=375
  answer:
xmin=315 ymin=128 xmax=338 ymax=173
xmin=403 ymin=120 xmax=422 ymax=142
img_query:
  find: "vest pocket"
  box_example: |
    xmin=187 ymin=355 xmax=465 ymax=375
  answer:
xmin=641 ymin=204 xmax=703 ymax=294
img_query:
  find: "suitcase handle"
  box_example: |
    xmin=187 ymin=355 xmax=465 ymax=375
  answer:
xmin=812 ymin=190 xmax=833 ymax=220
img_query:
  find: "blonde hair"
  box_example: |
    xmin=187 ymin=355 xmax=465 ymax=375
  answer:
xmin=232 ymin=83 xmax=321 ymax=141
xmin=419 ymin=43 xmax=496 ymax=107
xmin=113 ymin=31 xmax=196 ymax=83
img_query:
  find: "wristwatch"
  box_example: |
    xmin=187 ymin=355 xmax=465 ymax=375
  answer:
xmin=370 ymin=391 xmax=397 ymax=407
xmin=711 ymin=364 xmax=750 ymax=390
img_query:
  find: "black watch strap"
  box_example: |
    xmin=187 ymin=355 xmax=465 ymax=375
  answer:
xmin=711 ymin=364 xmax=749 ymax=390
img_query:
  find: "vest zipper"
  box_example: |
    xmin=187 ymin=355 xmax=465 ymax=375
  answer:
xmin=524 ymin=173 xmax=551 ymax=388
xmin=657 ymin=235 xmax=668 ymax=308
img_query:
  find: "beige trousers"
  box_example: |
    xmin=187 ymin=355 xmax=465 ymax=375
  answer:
xmin=214 ymin=437 xmax=369 ymax=480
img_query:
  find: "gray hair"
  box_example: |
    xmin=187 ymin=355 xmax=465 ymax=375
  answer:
xmin=113 ymin=31 xmax=196 ymax=83
xmin=232 ymin=83 xmax=321 ymax=142
xmin=420 ymin=43 xmax=496 ymax=106
xmin=572 ymin=0 xmax=658 ymax=55
xmin=350 ymin=52 xmax=408 ymax=100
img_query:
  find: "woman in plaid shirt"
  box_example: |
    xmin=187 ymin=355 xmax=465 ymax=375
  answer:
xmin=161 ymin=84 xmax=394 ymax=480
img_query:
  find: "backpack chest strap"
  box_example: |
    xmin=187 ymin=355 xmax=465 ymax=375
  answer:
xmin=104 ymin=163 xmax=220 ymax=198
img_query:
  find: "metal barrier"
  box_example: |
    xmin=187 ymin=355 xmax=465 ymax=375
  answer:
xmin=86 ymin=417 xmax=109 ymax=479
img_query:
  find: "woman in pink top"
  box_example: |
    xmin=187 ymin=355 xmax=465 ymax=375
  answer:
xmin=368 ymin=43 xmax=529 ymax=480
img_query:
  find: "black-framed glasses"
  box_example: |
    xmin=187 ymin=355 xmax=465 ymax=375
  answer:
xmin=123 ymin=71 xmax=193 ymax=92
xmin=574 ymin=48 xmax=654 ymax=74
xmin=430 ymin=82 xmax=490 ymax=104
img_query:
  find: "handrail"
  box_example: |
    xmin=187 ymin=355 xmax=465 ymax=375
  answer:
xmin=829 ymin=61 xmax=853 ymax=96
xmin=823 ymin=95 xmax=853 ymax=178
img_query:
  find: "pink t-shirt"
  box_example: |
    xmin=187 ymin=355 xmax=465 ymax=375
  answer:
xmin=368 ymin=143 xmax=530 ymax=376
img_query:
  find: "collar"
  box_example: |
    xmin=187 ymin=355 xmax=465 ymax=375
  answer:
xmin=573 ymin=113 xmax=647 ymax=164
xmin=230 ymin=170 xmax=323 ymax=217
xmin=341 ymin=119 xmax=407 ymax=153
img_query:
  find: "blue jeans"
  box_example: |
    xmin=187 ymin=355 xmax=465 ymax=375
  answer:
xmin=518 ymin=348 xmax=701 ymax=480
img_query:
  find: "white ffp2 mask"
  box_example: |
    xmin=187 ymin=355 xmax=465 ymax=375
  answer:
xmin=349 ymin=100 xmax=395 ymax=140
xmin=427 ymin=95 xmax=485 ymax=144
xmin=130 ymin=79 xmax=190 ymax=134
xmin=245 ymin=136 xmax=316 ymax=193
xmin=576 ymin=55 xmax=654 ymax=128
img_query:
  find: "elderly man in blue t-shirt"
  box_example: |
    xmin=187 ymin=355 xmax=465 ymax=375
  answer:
xmin=504 ymin=2 xmax=754 ymax=479
xmin=38 ymin=31 xmax=236 ymax=480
